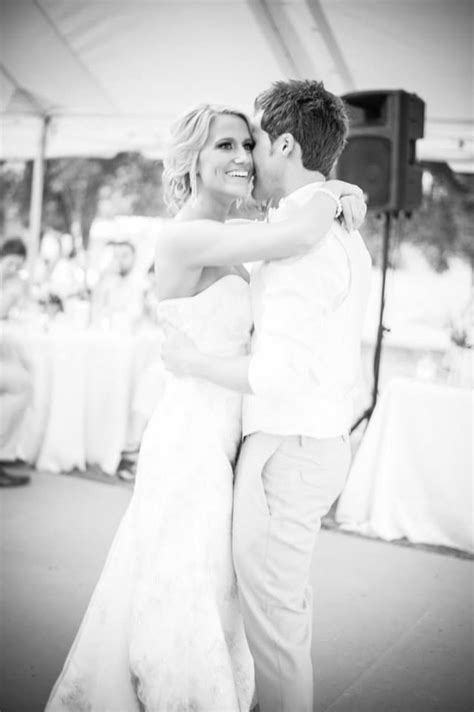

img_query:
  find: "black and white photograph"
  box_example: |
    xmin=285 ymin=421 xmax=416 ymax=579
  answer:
xmin=1 ymin=1 xmax=472 ymax=711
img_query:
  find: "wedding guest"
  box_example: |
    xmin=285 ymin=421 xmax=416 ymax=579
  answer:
xmin=91 ymin=241 xmax=147 ymax=330
xmin=49 ymin=233 xmax=86 ymax=300
xmin=0 ymin=238 xmax=31 ymax=487
xmin=0 ymin=237 xmax=28 ymax=320
xmin=142 ymin=263 xmax=159 ymax=326
xmin=35 ymin=231 xmax=86 ymax=303
xmin=117 ymin=359 xmax=167 ymax=482
xmin=117 ymin=264 xmax=163 ymax=482
xmin=447 ymin=287 xmax=474 ymax=387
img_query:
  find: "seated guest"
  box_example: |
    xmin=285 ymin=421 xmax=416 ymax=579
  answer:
xmin=116 ymin=262 xmax=163 ymax=481
xmin=0 ymin=238 xmax=31 ymax=486
xmin=0 ymin=237 xmax=29 ymax=320
xmin=49 ymin=233 xmax=85 ymax=300
xmin=117 ymin=360 xmax=167 ymax=482
xmin=91 ymin=241 xmax=147 ymax=330
xmin=448 ymin=288 xmax=474 ymax=388
xmin=0 ymin=346 xmax=31 ymax=487
xmin=35 ymin=231 xmax=86 ymax=303
xmin=142 ymin=263 xmax=159 ymax=327
xmin=39 ymin=293 xmax=65 ymax=320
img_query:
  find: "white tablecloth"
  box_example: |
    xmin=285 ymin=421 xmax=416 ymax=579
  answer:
xmin=2 ymin=323 xmax=162 ymax=475
xmin=336 ymin=377 xmax=473 ymax=553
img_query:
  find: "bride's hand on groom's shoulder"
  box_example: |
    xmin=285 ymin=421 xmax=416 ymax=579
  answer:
xmin=324 ymin=179 xmax=367 ymax=231
xmin=161 ymin=329 xmax=201 ymax=377
xmin=340 ymin=193 xmax=367 ymax=232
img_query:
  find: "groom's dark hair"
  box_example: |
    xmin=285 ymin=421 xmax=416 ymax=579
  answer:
xmin=254 ymin=79 xmax=348 ymax=177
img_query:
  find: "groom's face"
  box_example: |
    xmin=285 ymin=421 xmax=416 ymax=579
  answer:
xmin=250 ymin=111 xmax=283 ymax=202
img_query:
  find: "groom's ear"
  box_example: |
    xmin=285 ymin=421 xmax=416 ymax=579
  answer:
xmin=278 ymin=133 xmax=296 ymax=157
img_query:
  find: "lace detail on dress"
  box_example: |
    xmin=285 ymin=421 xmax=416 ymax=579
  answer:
xmin=46 ymin=275 xmax=254 ymax=712
xmin=57 ymin=679 xmax=92 ymax=712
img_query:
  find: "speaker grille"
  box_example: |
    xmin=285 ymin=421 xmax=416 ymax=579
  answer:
xmin=338 ymin=137 xmax=391 ymax=209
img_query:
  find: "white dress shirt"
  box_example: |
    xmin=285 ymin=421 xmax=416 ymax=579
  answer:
xmin=242 ymin=182 xmax=372 ymax=438
xmin=92 ymin=270 xmax=147 ymax=328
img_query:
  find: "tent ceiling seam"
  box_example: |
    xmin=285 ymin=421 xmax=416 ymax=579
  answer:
xmin=304 ymin=0 xmax=356 ymax=91
xmin=247 ymin=0 xmax=303 ymax=78
xmin=0 ymin=63 xmax=50 ymax=116
xmin=34 ymin=0 xmax=120 ymax=114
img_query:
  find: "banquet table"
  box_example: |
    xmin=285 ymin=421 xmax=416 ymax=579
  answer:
xmin=336 ymin=377 xmax=473 ymax=553
xmin=1 ymin=321 xmax=162 ymax=475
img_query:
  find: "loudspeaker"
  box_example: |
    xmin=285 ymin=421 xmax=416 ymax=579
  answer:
xmin=336 ymin=90 xmax=425 ymax=213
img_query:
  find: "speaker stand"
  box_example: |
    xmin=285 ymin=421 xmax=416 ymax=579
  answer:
xmin=351 ymin=211 xmax=393 ymax=433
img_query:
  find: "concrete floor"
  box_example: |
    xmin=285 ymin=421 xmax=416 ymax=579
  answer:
xmin=1 ymin=471 xmax=473 ymax=712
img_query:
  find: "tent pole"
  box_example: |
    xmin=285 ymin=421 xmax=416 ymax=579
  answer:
xmin=27 ymin=115 xmax=50 ymax=281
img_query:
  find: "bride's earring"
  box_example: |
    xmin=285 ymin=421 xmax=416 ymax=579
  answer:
xmin=237 ymin=176 xmax=255 ymax=213
xmin=263 ymin=198 xmax=273 ymax=222
xmin=189 ymin=166 xmax=199 ymax=203
xmin=246 ymin=176 xmax=255 ymax=201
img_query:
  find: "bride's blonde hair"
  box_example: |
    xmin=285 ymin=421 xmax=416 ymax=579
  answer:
xmin=163 ymin=104 xmax=251 ymax=216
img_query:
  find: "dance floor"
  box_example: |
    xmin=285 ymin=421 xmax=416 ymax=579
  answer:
xmin=2 ymin=471 xmax=472 ymax=712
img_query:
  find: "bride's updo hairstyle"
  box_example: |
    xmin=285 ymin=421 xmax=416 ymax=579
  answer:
xmin=163 ymin=104 xmax=251 ymax=215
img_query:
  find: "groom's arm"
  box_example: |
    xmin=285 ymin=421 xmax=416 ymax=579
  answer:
xmin=161 ymin=344 xmax=311 ymax=397
xmin=161 ymin=334 xmax=253 ymax=393
xmin=178 ymin=352 xmax=253 ymax=394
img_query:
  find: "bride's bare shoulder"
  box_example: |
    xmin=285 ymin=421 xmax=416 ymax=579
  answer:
xmin=155 ymin=219 xmax=215 ymax=256
xmin=154 ymin=219 xmax=181 ymax=246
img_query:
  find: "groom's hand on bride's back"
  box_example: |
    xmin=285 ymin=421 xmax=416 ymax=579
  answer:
xmin=161 ymin=329 xmax=201 ymax=377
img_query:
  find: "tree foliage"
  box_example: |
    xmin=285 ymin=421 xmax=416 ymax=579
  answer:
xmin=1 ymin=159 xmax=472 ymax=274
xmin=0 ymin=162 xmax=31 ymax=234
xmin=362 ymin=168 xmax=474 ymax=273
xmin=1 ymin=153 xmax=166 ymax=250
xmin=105 ymin=152 xmax=165 ymax=217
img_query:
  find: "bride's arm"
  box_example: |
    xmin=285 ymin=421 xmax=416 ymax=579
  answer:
xmin=186 ymin=354 xmax=252 ymax=393
xmin=157 ymin=180 xmax=365 ymax=267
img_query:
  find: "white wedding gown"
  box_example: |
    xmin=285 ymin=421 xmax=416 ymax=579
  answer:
xmin=46 ymin=274 xmax=255 ymax=712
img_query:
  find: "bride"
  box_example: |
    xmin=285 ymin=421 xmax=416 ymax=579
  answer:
xmin=46 ymin=104 xmax=364 ymax=712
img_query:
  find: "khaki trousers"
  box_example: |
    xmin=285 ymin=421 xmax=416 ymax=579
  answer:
xmin=233 ymin=432 xmax=351 ymax=712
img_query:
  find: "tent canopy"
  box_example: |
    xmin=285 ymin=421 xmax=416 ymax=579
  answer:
xmin=1 ymin=0 xmax=473 ymax=170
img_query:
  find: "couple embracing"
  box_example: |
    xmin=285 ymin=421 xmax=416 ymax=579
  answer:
xmin=46 ymin=79 xmax=371 ymax=712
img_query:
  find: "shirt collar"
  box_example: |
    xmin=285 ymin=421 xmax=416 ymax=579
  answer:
xmin=278 ymin=181 xmax=326 ymax=212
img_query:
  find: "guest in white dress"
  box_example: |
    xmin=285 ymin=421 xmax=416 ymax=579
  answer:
xmin=0 ymin=238 xmax=32 ymax=487
xmin=46 ymin=103 xmax=365 ymax=712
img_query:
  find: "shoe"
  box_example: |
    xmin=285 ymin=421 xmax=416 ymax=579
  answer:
xmin=116 ymin=447 xmax=139 ymax=482
xmin=117 ymin=467 xmax=136 ymax=482
xmin=0 ymin=465 xmax=30 ymax=487
xmin=117 ymin=458 xmax=136 ymax=482
xmin=0 ymin=458 xmax=27 ymax=468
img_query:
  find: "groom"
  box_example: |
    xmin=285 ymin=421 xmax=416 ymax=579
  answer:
xmin=165 ymin=79 xmax=371 ymax=712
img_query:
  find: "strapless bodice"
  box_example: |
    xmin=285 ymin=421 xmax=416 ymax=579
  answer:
xmin=156 ymin=274 xmax=252 ymax=357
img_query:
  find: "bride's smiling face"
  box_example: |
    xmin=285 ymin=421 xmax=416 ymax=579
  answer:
xmin=196 ymin=114 xmax=254 ymax=201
